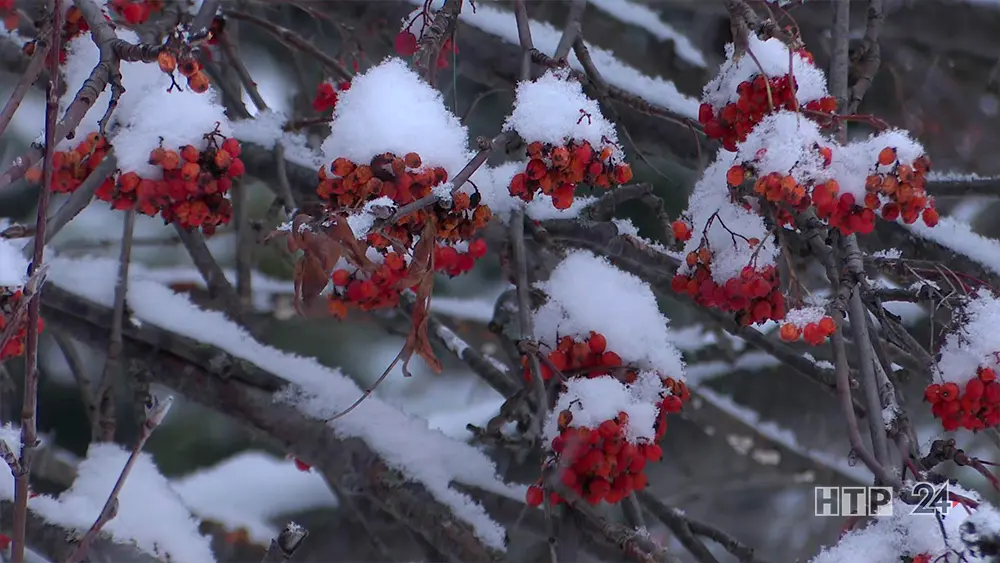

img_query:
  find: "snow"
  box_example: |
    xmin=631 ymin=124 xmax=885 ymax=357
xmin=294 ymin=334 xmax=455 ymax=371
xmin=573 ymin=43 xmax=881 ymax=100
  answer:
xmin=533 ymin=249 xmax=686 ymax=377
xmin=0 ymin=234 xmax=27 ymax=287
xmin=57 ymin=30 xmax=232 ymax=177
xmin=230 ymin=109 xmax=325 ymax=169
xmin=833 ymin=128 xmax=927 ymax=199
xmin=736 ymin=111 xmax=830 ymax=185
xmin=404 ymin=0 xmax=699 ymax=119
xmin=504 ymin=69 xmax=623 ymax=160
xmin=905 ymin=216 xmax=1000 ymax=279
xmin=542 ymin=374 xmax=662 ymax=446
xmin=45 ymin=255 xmax=524 ymax=551
xmin=936 ymin=289 xmax=1000 ymax=386
xmin=585 ymin=0 xmax=705 ymax=67
xmin=810 ymin=484 xmax=998 ymax=563
xmin=678 ymin=151 xmax=780 ymax=284
xmin=172 ymin=451 xmax=338 ymax=544
xmin=19 ymin=441 xmax=215 ymax=563
xmin=784 ymin=306 xmax=827 ymax=327
xmin=321 ymin=57 xmax=491 ymax=198
xmin=702 ymin=34 xmax=829 ymax=110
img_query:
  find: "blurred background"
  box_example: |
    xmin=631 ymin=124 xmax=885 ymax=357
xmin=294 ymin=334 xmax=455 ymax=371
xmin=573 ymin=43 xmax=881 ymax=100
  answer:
xmin=3 ymin=0 xmax=1000 ymax=561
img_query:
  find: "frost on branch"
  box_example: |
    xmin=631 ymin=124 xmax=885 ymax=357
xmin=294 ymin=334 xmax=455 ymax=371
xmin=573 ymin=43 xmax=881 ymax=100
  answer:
xmin=699 ymin=34 xmax=835 ymax=151
xmin=47 ymin=255 xmax=523 ymax=551
xmin=524 ymin=250 xmax=688 ymax=507
xmin=0 ymin=439 xmax=215 ymax=563
xmin=672 ymin=152 xmax=784 ymax=326
xmin=926 ymin=289 xmax=1000 ymax=432
xmin=503 ymin=69 xmax=632 ymax=210
xmin=810 ymin=485 xmax=1000 ymax=563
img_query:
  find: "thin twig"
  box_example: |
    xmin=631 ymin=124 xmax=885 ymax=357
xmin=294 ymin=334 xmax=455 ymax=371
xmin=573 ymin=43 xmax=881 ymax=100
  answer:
xmin=0 ymin=36 xmax=50 ymax=139
xmin=65 ymin=394 xmax=173 ymax=563
xmin=513 ymin=0 xmax=534 ymax=81
xmin=233 ymin=179 xmax=254 ymax=310
xmin=93 ymin=210 xmax=135 ymax=443
xmin=11 ymin=3 xmax=62 ymax=559
xmin=216 ymin=30 xmax=269 ymax=112
xmin=553 ymin=0 xmax=585 ymax=61
xmin=509 ymin=209 xmax=547 ymax=441
xmin=173 ymin=224 xmax=246 ymax=325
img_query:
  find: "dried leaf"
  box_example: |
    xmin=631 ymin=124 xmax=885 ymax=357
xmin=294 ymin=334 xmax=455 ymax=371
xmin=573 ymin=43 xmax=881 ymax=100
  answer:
xmin=299 ymin=254 xmax=329 ymax=307
xmin=327 ymin=215 xmax=376 ymax=272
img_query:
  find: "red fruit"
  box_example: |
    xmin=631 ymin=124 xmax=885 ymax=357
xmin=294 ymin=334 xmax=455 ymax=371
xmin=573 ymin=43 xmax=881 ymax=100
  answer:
xmin=726 ymin=165 xmax=745 ymax=186
xmin=394 ymin=31 xmax=419 ymax=56
xmin=468 ymin=239 xmax=487 ymax=259
xmin=526 ymin=485 xmax=544 ymax=507
xmin=588 ymin=332 xmax=607 ymax=354
xmin=924 ymin=384 xmax=941 ymax=403
xmin=922 ymin=207 xmax=939 ymax=227
xmin=643 ymin=444 xmax=662 ymax=461
xmin=293 ymin=458 xmax=311 ymax=472
xmin=981 ymin=367 xmax=997 ymax=383
xmin=601 ymin=351 xmax=622 ymax=367
xmin=940 ymin=382 xmax=960 ymax=401
xmin=967 ymin=378 xmax=985 ymax=401
xmin=671 ymin=220 xmax=691 ymax=242
xmin=818 ymin=316 xmax=836 ymax=335
xmin=779 ymin=323 xmax=800 ymax=342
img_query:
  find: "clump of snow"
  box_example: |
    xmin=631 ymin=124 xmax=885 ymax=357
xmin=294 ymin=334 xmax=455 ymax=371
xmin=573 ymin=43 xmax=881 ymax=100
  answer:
xmin=543 ymin=375 xmax=662 ymax=446
xmin=936 ymin=289 xmax=1000 ymax=386
xmin=533 ymin=249 xmax=685 ymax=377
xmin=784 ymin=306 xmax=827 ymax=327
xmin=321 ymin=57 xmax=490 ymax=196
xmin=677 ymin=152 xmax=779 ymax=283
xmin=736 ymin=111 xmax=831 ymax=184
xmin=0 ymin=234 xmax=27 ymax=287
xmin=346 ymin=196 xmax=396 ymax=239
xmin=810 ymin=484 xmax=996 ymax=563
xmin=172 ymin=451 xmax=338 ymax=544
xmin=27 ymin=443 xmax=215 ymax=563
xmin=46 ymin=255 xmax=524 ymax=551
xmin=57 ymin=30 xmax=231 ymax=177
xmin=402 ymin=0 xmax=699 ymax=119
xmin=504 ymin=69 xmax=622 ymax=159
xmin=702 ymin=34 xmax=829 ymax=110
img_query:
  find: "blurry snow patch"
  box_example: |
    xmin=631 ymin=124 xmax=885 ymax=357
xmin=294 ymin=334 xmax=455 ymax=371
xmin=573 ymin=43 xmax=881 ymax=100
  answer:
xmin=26 ymin=443 xmax=215 ymax=563
xmin=0 ymin=229 xmax=27 ymax=286
xmin=585 ymin=0 xmax=705 ymax=67
xmin=46 ymin=256 xmax=523 ymax=551
xmin=533 ymin=249 xmax=686 ymax=376
xmin=405 ymin=0 xmax=699 ymax=119
xmin=427 ymin=396 xmax=506 ymax=440
xmin=683 ymin=352 xmax=780 ymax=385
xmin=230 ymin=109 xmax=325 ymax=170
xmin=905 ymin=215 xmax=1000 ymax=278
xmin=172 ymin=451 xmax=337 ymax=544
xmin=936 ymin=289 xmax=1000 ymax=386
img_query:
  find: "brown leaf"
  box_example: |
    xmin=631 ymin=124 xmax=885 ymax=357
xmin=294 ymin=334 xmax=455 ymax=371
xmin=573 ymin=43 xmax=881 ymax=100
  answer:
xmin=401 ymin=244 xmax=441 ymax=376
xmin=327 ymin=214 xmax=376 ymax=273
xmin=396 ymin=218 xmax=437 ymax=289
xmin=298 ymin=254 xmax=330 ymax=307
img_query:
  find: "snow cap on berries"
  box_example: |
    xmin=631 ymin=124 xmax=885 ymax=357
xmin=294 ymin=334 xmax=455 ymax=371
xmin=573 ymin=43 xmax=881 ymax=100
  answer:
xmin=532 ymin=250 xmax=685 ymax=377
xmin=503 ymin=68 xmax=624 ymax=161
xmin=702 ymin=33 xmax=829 ymax=110
xmin=829 ymin=128 xmax=927 ymax=200
xmin=736 ymin=111 xmax=832 ymax=185
xmin=542 ymin=374 xmax=663 ymax=446
xmin=936 ymin=289 xmax=1000 ymax=386
xmin=678 ymin=152 xmax=779 ymax=284
xmin=321 ymin=57 xmax=488 ymax=191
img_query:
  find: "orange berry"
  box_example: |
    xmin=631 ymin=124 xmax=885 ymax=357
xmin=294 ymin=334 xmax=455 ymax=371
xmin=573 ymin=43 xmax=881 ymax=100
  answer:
xmin=187 ymin=71 xmax=210 ymax=94
xmin=588 ymin=332 xmax=607 ymax=355
xmin=180 ymin=162 xmax=200 ymax=181
xmin=877 ymin=147 xmax=896 ymax=166
xmin=778 ymin=323 xmax=800 ymax=342
xmin=161 ymin=150 xmax=180 ymax=170
xmin=213 ymin=148 xmax=232 ymax=170
xmin=157 ymin=51 xmax=176 ymax=73
xmin=726 ymin=165 xmax=745 ymax=186
xmin=818 ymin=316 xmax=836 ymax=335
xmin=181 ymin=145 xmax=200 ymax=163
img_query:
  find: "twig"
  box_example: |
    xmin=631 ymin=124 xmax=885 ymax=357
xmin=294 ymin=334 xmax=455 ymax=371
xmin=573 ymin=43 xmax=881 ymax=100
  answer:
xmin=829 ymin=0 xmax=850 ymax=137
xmin=513 ymin=0 xmax=534 ymax=81
xmin=0 ymin=35 xmax=49 ymax=139
xmin=11 ymin=3 xmax=62 ymax=559
xmin=41 ymin=151 xmax=117 ymax=246
xmin=172 ymin=224 xmax=246 ymax=325
xmin=93 ymin=209 xmax=135 ymax=443
xmin=509 ymin=209 xmax=547 ymax=442
xmin=553 ymin=0 xmax=585 ymax=61
xmin=216 ymin=30 xmax=268 ymax=112
xmin=261 ymin=522 xmax=309 ymax=562
xmin=64 ymin=394 xmax=173 ymax=563
xmin=622 ymin=492 xmax=646 ymax=530
xmin=848 ymin=0 xmax=884 ymax=113
xmin=233 ymin=179 xmax=254 ymax=310
xmin=188 ymin=0 xmax=220 ymax=42
xmin=412 ymin=0 xmax=462 ymax=81
xmin=50 ymin=329 xmax=96 ymax=426
xmin=273 ymin=144 xmax=297 ymax=212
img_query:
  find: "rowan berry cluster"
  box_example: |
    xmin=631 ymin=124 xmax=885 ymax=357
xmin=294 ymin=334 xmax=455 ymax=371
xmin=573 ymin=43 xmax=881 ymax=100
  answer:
xmin=866 ymin=148 xmax=937 ymax=227
xmin=508 ymin=140 xmax=633 ymax=210
xmin=318 ymin=152 xmax=492 ymax=249
xmin=698 ymin=73 xmax=838 ymax=151
xmin=779 ymin=315 xmax=836 ymax=346
xmin=434 ymin=240 xmax=487 ymax=277
xmin=925 ymin=366 xmax=1000 ymax=432
xmin=157 ymin=49 xmax=210 ymax=94
xmin=110 ymin=0 xmax=163 ymax=25
xmin=327 ymin=252 xmax=411 ymax=319
xmin=0 ymin=288 xmax=44 ymax=362
xmin=0 ymin=0 xmax=17 ymax=32
xmin=523 ymin=332 xmax=689 ymax=506
xmin=671 ymin=245 xmax=785 ymax=326
xmin=24 ymin=133 xmax=113 ymax=195
xmin=96 ymin=129 xmax=242 ymax=235
xmin=312 ymin=80 xmax=352 ymax=113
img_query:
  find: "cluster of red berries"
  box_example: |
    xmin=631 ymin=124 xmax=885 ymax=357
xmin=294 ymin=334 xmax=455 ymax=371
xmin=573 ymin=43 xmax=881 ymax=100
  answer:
xmin=312 ymin=80 xmax=352 ymax=113
xmin=95 ymin=130 xmax=242 ymax=234
xmin=865 ymin=148 xmax=938 ymax=227
xmin=909 ymin=554 xmax=931 ymax=563
xmin=25 ymin=133 xmax=113 ymax=195
xmin=318 ymin=153 xmax=492 ymax=250
xmin=327 ymin=252 xmax=411 ymax=319
xmin=110 ymin=0 xmax=162 ymax=25
xmin=521 ymin=332 xmax=625 ymax=383
xmin=0 ymin=0 xmax=17 ymax=32
xmin=523 ymin=332 xmax=689 ymax=506
xmin=671 ymin=246 xmax=785 ymax=326
xmin=779 ymin=316 xmax=836 ymax=346
xmin=435 ymin=240 xmax=487 ymax=277
xmin=508 ymin=140 xmax=633 ymax=210
xmin=157 ymin=49 xmax=210 ymax=94
xmin=699 ymin=72 xmax=838 ymax=151
xmin=0 ymin=288 xmax=44 ymax=362
xmin=925 ymin=366 xmax=1000 ymax=432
